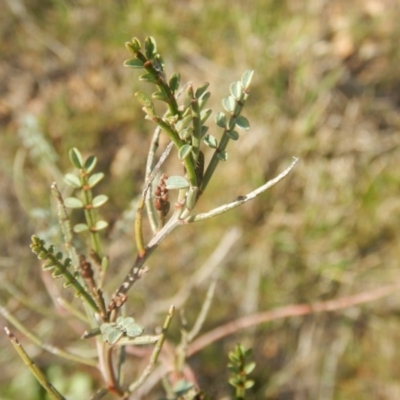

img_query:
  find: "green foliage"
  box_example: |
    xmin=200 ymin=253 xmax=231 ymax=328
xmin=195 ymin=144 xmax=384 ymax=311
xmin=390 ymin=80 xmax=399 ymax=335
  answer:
xmin=3 ymin=35 xmax=284 ymax=400
xmin=30 ymin=235 xmax=98 ymax=312
xmin=228 ymin=344 xmax=256 ymax=399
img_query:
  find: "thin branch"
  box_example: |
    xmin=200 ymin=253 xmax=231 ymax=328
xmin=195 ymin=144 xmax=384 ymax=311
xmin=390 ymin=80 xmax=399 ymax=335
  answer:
xmin=186 ymin=157 xmax=299 ymax=223
xmin=145 ymin=127 xmax=163 ymax=234
xmin=128 ymin=306 xmax=175 ymax=394
xmin=4 ymin=327 xmax=66 ymax=400
xmin=135 ymin=142 xmax=174 ymax=256
xmin=0 ymin=301 xmax=97 ymax=367
xmin=187 ymin=281 xmax=400 ymax=356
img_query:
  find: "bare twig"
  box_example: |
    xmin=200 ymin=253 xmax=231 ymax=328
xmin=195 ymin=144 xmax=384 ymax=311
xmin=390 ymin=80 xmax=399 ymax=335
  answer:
xmin=128 ymin=306 xmax=175 ymax=394
xmin=4 ymin=327 xmax=66 ymax=400
xmin=135 ymin=142 xmax=174 ymax=256
xmin=0 ymin=301 xmax=97 ymax=367
xmin=185 ymin=157 xmax=299 ymax=223
xmin=188 ymin=281 xmax=400 ymax=356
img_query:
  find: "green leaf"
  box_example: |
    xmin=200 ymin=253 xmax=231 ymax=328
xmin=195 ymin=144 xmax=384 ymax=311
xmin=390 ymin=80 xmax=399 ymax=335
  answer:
xmin=200 ymin=125 xmax=209 ymax=137
xmin=144 ymin=36 xmax=157 ymax=59
xmin=173 ymin=380 xmax=194 ymax=396
xmin=244 ymin=379 xmax=255 ymax=389
xmin=215 ymin=112 xmax=227 ymax=128
xmin=198 ymin=92 xmax=211 ymax=109
xmin=222 ymin=96 xmax=236 ymax=113
xmin=64 ymin=173 xmax=81 ymax=188
xmin=230 ymin=81 xmax=242 ymax=99
xmin=204 ymin=134 xmax=218 ymax=148
xmin=177 ymin=115 xmax=192 ymax=130
xmin=244 ymin=361 xmax=256 ymax=374
xmin=108 ymin=329 xmax=124 ymax=345
xmin=235 ymin=115 xmax=250 ymax=131
xmin=88 ymin=172 xmax=104 ymax=188
xmin=126 ymin=323 xmax=144 ymax=338
xmin=64 ymin=197 xmax=84 ymax=209
xmin=126 ymin=37 xmax=141 ymax=52
xmin=195 ymin=82 xmax=209 ymax=99
xmin=135 ymin=92 xmax=156 ymax=117
xmin=227 ymin=130 xmax=239 ymax=140
xmin=165 ymin=176 xmax=189 ymax=190
xmin=169 ymin=72 xmax=181 ymax=92
xmin=179 ymin=127 xmax=193 ymax=141
xmin=73 ymin=223 xmax=89 ymax=233
xmin=117 ymin=316 xmax=134 ymax=328
xmin=69 ymin=148 xmax=83 ymax=169
xmin=139 ymin=72 xmax=159 ymax=84
xmin=84 ymin=155 xmax=97 ymax=173
xmin=200 ymin=109 xmax=212 ymax=124
xmin=92 ymin=195 xmax=108 ymax=208
xmin=124 ymin=58 xmax=144 ymax=69
xmin=152 ymin=90 xmax=169 ymax=102
xmin=94 ymin=220 xmax=108 ymax=231
xmin=217 ymin=151 xmax=228 ymax=161
xmin=241 ymin=70 xmax=254 ymax=89
xmin=178 ymin=144 xmax=193 ymax=160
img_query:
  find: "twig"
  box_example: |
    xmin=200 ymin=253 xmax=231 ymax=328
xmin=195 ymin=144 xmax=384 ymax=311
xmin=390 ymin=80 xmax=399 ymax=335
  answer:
xmin=4 ymin=327 xmax=66 ymax=400
xmin=185 ymin=157 xmax=299 ymax=223
xmin=145 ymin=127 xmax=163 ymax=234
xmin=135 ymin=142 xmax=174 ymax=256
xmin=0 ymin=301 xmax=97 ymax=367
xmin=188 ymin=280 xmax=400 ymax=356
xmin=128 ymin=305 xmax=175 ymax=394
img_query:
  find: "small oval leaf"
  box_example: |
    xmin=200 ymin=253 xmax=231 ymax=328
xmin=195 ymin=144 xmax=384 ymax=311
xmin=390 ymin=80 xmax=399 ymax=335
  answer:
xmin=217 ymin=151 xmax=228 ymax=161
xmin=92 ymin=195 xmax=108 ymax=208
xmin=230 ymin=81 xmax=242 ymax=99
xmin=235 ymin=115 xmax=250 ymax=131
xmin=124 ymin=58 xmax=144 ymax=69
xmin=222 ymin=96 xmax=236 ymax=113
xmin=88 ymin=172 xmax=104 ymax=188
xmin=94 ymin=220 xmax=109 ymax=231
xmin=139 ymin=72 xmax=158 ymax=84
xmin=125 ymin=37 xmax=141 ymax=52
xmin=241 ymin=70 xmax=254 ymax=89
xmin=69 ymin=148 xmax=83 ymax=169
xmin=73 ymin=223 xmax=89 ymax=233
xmin=179 ymin=127 xmax=193 ymax=141
xmin=119 ymin=317 xmax=135 ymax=328
xmin=169 ymin=72 xmax=181 ymax=93
xmin=64 ymin=197 xmax=84 ymax=209
xmin=165 ymin=176 xmax=189 ymax=190
xmin=195 ymin=82 xmax=209 ymax=99
xmin=64 ymin=173 xmax=81 ymax=188
xmin=200 ymin=109 xmax=212 ymax=124
xmin=126 ymin=323 xmax=144 ymax=338
xmin=227 ymin=130 xmax=239 ymax=140
xmin=178 ymin=144 xmax=193 ymax=160
xmin=198 ymin=92 xmax=211 ymax=109
xmin=215 ymin=112 xmax=227 ymax=128
xmin=84 ymin=156 xmax=97 ymax=173
xmin=204 ymin=134 xmax=218 ymax=149
xmin=144 ymin=36 xmax=157 ymax=59
xmin=152 ymin=90 xmax=169 ymax=102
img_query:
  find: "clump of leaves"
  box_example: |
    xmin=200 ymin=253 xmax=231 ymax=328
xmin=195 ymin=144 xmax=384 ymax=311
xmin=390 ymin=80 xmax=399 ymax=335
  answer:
xmin=228 ymin=344 xmax=256 ymax=399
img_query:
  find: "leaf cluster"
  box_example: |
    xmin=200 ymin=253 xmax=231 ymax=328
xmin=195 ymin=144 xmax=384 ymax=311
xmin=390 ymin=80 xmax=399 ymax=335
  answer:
xmin=228 ymin=344 xmax=256 ymax=399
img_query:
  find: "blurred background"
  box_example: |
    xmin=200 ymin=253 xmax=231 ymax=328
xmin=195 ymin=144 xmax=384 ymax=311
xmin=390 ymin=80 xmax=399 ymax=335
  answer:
xmin=1 ymin=0 xmax=400 ymax=399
